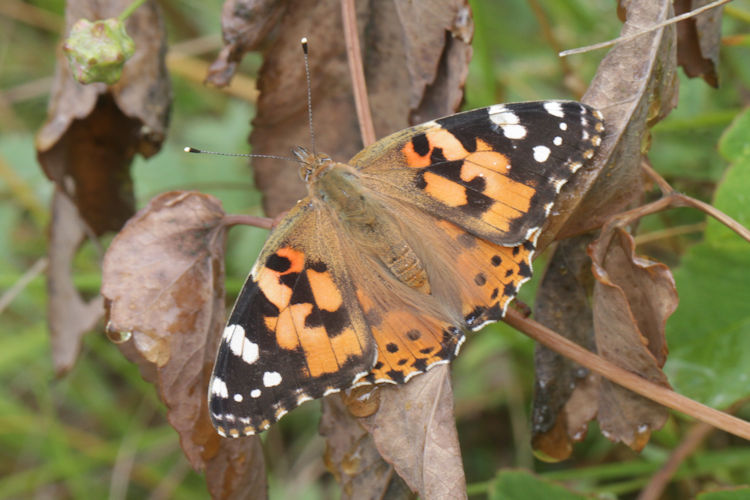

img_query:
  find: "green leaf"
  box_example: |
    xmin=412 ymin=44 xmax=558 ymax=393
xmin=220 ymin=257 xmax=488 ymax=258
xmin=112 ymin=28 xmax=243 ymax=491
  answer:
xmin=718 ymin=108 xmax=750 ymax=162
xmin=697 ymin=487 xmax=750 ymax=500
xmin=489 ymin=470 xmax=590 ymax=500
xmin=665 ymin=150 xmax=750 ymax=407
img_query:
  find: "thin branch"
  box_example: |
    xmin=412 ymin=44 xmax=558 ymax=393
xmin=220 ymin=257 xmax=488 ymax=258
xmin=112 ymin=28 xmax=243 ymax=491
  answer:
xmin=504 ymin=308 xmax=750 ymax=441
xmin=633 ymin=222 xmax=706 ymax=246
xmin=0 ymin=257 xmax=48 ymax=314
xmin=637 ymin=422 xmax=713 ymax=500
xmin=673 ymin=193 xmax=750 ymax=243
xmin=641 ymin=159 xmax=673 ymax=195
xmin=560 ymin=0 xmax=733 ymax=57
xmin=340 ymin=0 xmax=376 ymax=147
xmin=222 ymin=214 xmax=274 ymax=230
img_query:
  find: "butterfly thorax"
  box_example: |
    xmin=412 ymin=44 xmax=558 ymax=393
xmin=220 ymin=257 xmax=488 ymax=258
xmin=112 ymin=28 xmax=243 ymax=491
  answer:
xmin=304 ymin=153 xmax=431 ymax=295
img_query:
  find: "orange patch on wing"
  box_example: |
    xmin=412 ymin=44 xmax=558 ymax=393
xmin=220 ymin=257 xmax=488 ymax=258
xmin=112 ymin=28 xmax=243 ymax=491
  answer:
xmin=402 ymin=128 xmax=473 ymax=168
xmin=286 ymin=302 xmax=340 ymax=377
xmin=426 ymin=129 xmax=471 ymax=161
xmin=330 ymin=327 xmax=364 ymax=362
xmin=257 ymin=246 xmax=306 ymax=309
xmin=275 ymin=308 xmax=299 ymax=350
xmin=461 ymin=152 xmax=536 ymax=213
xmin=402 ymin=139 xmax=431 ymax=168
xmin=277 ymin=246 xmax=305 ymax=273
xmin=423 ymin=171 xmax=467 ymax=207
xmin=258 ymin=271 xmax=292 ymax=310
xmin=307 ymin=269 xmax=342 ymax=311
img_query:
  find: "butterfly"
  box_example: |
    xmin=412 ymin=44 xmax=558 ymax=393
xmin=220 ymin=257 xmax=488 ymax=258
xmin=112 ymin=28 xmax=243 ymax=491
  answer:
xmin=209 ymin=100 xmax=604 ymax=437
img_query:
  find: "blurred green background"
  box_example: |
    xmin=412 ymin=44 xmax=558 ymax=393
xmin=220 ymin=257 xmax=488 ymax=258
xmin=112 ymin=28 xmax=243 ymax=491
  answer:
xmin=2 ymin=0 xmax=750 ymax=498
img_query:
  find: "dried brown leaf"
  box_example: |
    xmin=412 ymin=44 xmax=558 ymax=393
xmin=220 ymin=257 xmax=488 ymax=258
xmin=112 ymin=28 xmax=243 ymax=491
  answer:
xmin=540 ymin=0 xmax=679 ymax=248
xmin=101 ymin=191 xmax=267 ymax=498
xmin=321 ymin=396 xmax=413 ymax=500
xmin=531 ymin=235 xmax=596 ymax=460
xmin=588 ymin=227 xmax=677 ymax=449
xmin=48 ymin=190 xmax=104 ymax=375
xmin=36 ymin=0 xmax=170 ymax=235
xmin=247 ymin=0 xmax=472 ymax=216
xmin=358 ymin=366 xmax=466 ymax=500
xmin=206 ymin=0 xmax=286 ymax=87
xmin=674 ymin=0 xmax=722 ymax=87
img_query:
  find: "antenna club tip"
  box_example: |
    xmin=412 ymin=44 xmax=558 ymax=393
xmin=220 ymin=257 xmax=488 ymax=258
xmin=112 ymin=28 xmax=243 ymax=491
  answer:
xmin=184 ymin=146 xmax=199 ymax=153
xmin=301 ymin=37 xmax=308 ymax=53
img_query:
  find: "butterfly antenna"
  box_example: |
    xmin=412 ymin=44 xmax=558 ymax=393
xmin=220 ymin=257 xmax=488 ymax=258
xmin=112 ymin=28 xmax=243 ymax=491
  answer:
xmin=301 ymin=37 xmax=316 ymax=155
xmin=184 ymin=147 xmax=301 ymax=164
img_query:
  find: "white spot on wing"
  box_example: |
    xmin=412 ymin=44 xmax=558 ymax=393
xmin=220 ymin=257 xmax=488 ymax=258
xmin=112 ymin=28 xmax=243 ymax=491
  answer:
xmin=559 ymin=122 xmax=568 ymax=131
xmin=533 ymin=145 xmax=551 ymax=162
xmin=211 ymin=377 xmax=229 ymax=398
xmin=263 ymin=371 xmax=282 ymax=387
xmin=233 ymin=393 xmax=243 ymax=402
xmin=502 ymin=124 xmax=526 ymax=139
xmin=250 ymin=389 xmax=261 ymax=398
xmin=227 ymin=324 xmax=259 ymax=364
xmin=544 ymin=101 xmax=564 ymax=118
xmin=553 ymin=136 xmax=562 ymax=146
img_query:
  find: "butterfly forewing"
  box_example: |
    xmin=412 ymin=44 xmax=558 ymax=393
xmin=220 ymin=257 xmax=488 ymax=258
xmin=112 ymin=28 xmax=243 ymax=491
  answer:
xmin=352 ymin=101 xmax=604 ymax=246
xmin=209 ymin=204 xmax=375 ymax=437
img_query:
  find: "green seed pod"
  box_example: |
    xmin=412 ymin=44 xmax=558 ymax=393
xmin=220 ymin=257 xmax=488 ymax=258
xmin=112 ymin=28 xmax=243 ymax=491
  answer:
xmin=62 ymin=18 xmax=136 ymax=85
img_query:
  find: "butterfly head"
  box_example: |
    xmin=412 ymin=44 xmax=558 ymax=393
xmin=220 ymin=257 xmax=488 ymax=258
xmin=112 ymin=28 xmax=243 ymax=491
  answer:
xmin=293 ymin=146 xmax=333 ymax=183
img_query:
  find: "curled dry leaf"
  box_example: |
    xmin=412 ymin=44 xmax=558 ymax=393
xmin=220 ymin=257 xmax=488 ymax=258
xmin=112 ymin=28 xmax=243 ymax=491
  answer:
xmin=588 ymin=227 xmax=677 ymax=449
xmin=320 ymin=396 xmax=413 ymax=500
xmin=101 ymin=192 xmax=267 ymax=499
xmin=244 ymin=0 xmax=472 ymax=216
xmin=48 ymin=190 xmax=104 ymax=375
xmin=674 ymin=0 xmax=722 ymax=87
xmin=36 ymin=0 xmax=170 ymax=235
xmin=540 ymin=0 xmax=678 ymax=248
xmin=206 ymin=0 xmax=285 ymax=87
xmin=358 ymin=365 xmax=467 ymax=500
xmin=531 ymin=235 xmax=597 ymax=460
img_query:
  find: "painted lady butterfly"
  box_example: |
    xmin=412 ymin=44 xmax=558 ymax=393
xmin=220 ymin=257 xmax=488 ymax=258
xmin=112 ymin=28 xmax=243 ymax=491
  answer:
xmin=209 ymin=101 xmax=604 ymax=437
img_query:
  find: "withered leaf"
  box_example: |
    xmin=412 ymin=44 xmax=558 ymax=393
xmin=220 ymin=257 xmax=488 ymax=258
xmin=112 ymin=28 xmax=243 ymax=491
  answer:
xmin=674 ymin=0 xmax=722 ymax=88
xmin=101 ymin=191 xmax=267 ymax=498
xmin=246 ymin=0 xmax=472 ymax=217
xmin=544 ymin=0 xmax=679 ymax=247
xmin=36 ymin=0 xmax=170 ymax=235
xmin=589 ymin=227 xmax=677 ymax=449
xmin=358 ymin=366 xmax=466 ymax=500
xmin=531 ymin=235 xmax=597 ymax=460
xmin=48 ymin=189 xmax=104 ymax=375
xmin=206 ymin=0 xmax=285 ymax=87
xmin=320 ymin=396 xmax=413 ymax=500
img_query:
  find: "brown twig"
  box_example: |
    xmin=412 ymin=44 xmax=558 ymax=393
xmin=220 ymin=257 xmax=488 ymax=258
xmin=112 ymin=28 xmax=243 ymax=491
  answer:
xmin=633 ymin=222 xmax=706 ymax=246
xmin=641 ymin=159 xmax=674 ymax=195
xmin=340 ymin=0 xmax=376 ymax=147
xmin=222 ymin=214 xmax=274 ymax=230
xmin=504 ymin=308 xmax=750 ymax=441
xmin=637 ymin=422 xmax=714 ymax=500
